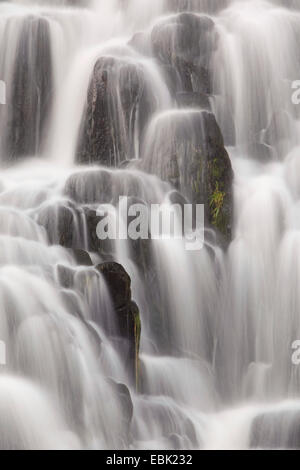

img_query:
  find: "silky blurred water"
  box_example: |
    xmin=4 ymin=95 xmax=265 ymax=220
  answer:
xmin=0 ymin=0 xmax=300 ymax=450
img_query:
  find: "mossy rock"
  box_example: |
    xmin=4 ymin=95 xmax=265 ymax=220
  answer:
xmin=142 ymin=109 xmax=233 ymax=243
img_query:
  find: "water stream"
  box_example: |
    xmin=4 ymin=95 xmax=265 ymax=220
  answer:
xmin=0 ymin=0 xmax=299 ymax=450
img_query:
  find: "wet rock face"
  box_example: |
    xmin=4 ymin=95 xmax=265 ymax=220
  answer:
xmin=142 ymin=109 xmax=233 ymax=241
xmin=36 ymin=201 xmax=86 ymax=249
xmin=98 ymin=262 xmax=132 ymax=310
xmin=97 ymin=262 xmax=141 ymax=387
xmin=77 ymin=57 xmax=151 ymax=167
xmin=199 ymin=111 xmax=233 ymax=241
xmin=5 ymin=16 xmax=53 ymax=160
xmin=251 ymin=411 xmax=300 ymax=449
xmin=151 ymin=13 xmax=217 ymax=94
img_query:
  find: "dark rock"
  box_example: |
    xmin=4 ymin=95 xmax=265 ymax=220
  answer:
xmin=142 ymin=109 xmax=233 ymax=241
xmin=84 ymin=207 xmax=114 ymax=255
xmin=151 ymin=13 xmax=217 ymax=95
xmin=96 ymin=262 xmax=141 ymax=387
xmin=5 ymin=16 xmax=53 ymax=160
xmin=97 ymin=262 xmax=131 ymax=309
xmin=36 ymin=201 xmax=85 ymax=249
xmin=36 ymin=203 xmax=74 ymax=247
xmin=152 ymin=13 xmax=215 ymax=65
xmin=85 ymin=208 xmax=101 ymax=252
xmin=76 ymin=56 xmax=152 ymax=166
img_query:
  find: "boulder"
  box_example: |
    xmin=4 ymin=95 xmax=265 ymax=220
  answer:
xmin=76 ymin=56 xmax=152 ymax=166
xmin=151 ymin=13 xmax=217 ymax=95
xmin=142 ymin=109 xmax=233 ymax=241
xmin=97 ymin=262 xmax=131 ymax=309
xmin=83 ymin=207 xmax=115 ymax=256
xmin=36 ymin=201 xmax=84 ymax=249
xmin=97 ymin=262 xmax=141 ymax=387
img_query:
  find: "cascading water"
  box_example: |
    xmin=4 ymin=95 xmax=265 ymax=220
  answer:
xmin=1 ymin=0 xmax=300 ymax=451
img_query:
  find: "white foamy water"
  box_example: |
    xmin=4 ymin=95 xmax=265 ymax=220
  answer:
xmin=0 ymin=0 xmax=300 ymax=450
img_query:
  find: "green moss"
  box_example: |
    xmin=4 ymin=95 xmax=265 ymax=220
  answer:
xmin=208 ymin=155 xmax=232 ymax=238
xmin=210 ymin=182 xmax=226 ymax=230
xmin=192 ymin=169 xmax=202 ymax=195
xmin=211 ymin=157 xmax=225 ymax=183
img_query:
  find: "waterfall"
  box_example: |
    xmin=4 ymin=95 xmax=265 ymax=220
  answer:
xmin=1 ymin=0 xmax=300 ymax=450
